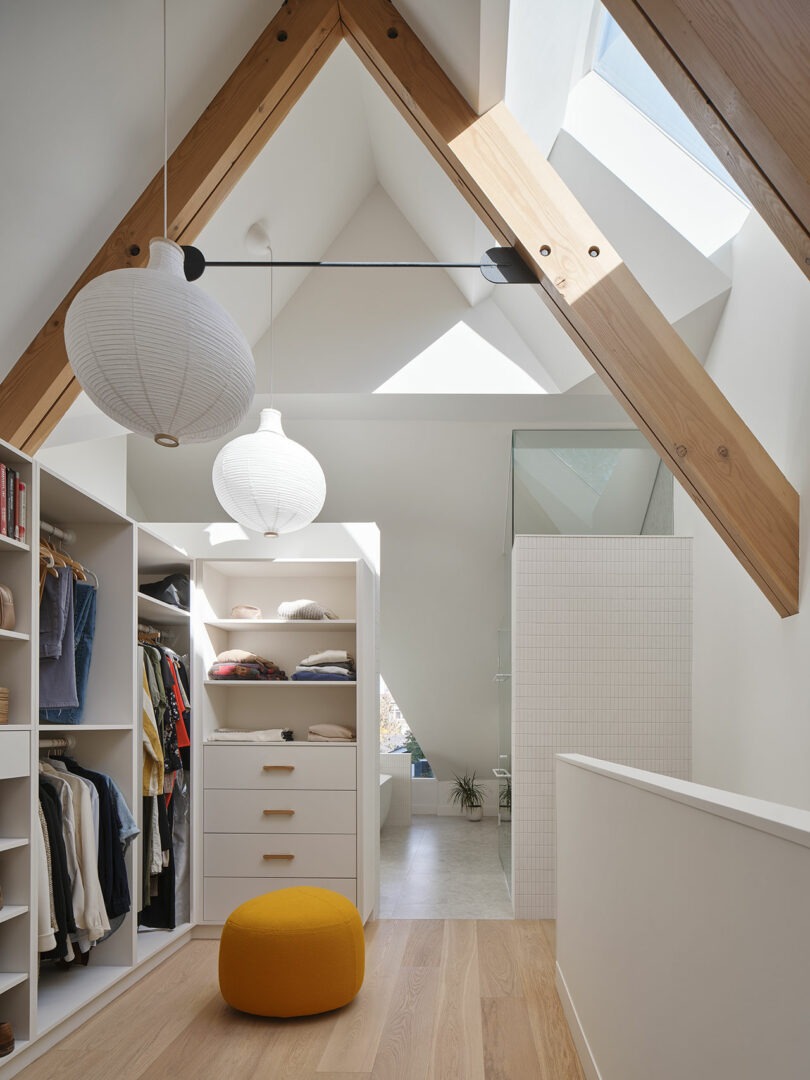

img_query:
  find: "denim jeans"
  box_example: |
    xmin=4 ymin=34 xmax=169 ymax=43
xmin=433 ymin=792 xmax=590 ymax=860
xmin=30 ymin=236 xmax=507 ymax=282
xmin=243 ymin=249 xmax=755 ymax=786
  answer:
xmin=41 ymin=581 xmax=97 ymax=724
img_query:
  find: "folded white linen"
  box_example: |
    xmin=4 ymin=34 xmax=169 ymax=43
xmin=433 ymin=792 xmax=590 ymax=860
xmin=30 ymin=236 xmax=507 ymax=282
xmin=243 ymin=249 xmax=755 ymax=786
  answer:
xmin=299 ymin=649 xmax=354 ymax=667
xmin=206 ymin=728 xmax=292 ymax=743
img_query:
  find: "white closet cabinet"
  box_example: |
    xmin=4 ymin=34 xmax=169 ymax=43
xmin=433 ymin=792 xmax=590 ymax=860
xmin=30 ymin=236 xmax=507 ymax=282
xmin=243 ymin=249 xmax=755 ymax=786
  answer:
xmin=0 ymin=451 xmax=194 ymax=1077
xmin=194 ymin=558 xmax=378 ymax=925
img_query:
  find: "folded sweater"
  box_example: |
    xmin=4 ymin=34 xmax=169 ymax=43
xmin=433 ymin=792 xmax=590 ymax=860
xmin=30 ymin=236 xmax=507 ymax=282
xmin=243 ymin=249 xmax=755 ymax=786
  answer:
xmin=295 ymin=664 xmax=355 ymax=676
xmin=299 ymin=650 xmax=354 ymax=667
xmin=278 ymin=599 xmax=338 ymax=621
xmin=309 ymin=724 xmax=355 ymax=740
xmin=291 ymin=669 xmax=354 ymax=678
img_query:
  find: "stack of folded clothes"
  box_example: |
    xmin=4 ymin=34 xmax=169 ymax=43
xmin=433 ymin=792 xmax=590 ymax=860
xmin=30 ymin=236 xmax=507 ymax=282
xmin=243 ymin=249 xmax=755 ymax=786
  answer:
xmin=291 ymin=650 xmax=356 ymax=681
xmin=277 ymin=599 xmax=338 ymax=621
xmin=207 ymin=728 xmax=293 ymax=742
xmin=208 ymin=649 xmax=287 ymax=681
xmin=308 ymin=723 xmax=355 ymax=743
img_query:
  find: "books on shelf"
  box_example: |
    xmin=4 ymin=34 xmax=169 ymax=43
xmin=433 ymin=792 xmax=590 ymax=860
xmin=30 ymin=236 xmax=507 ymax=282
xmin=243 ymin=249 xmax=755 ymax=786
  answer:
xmin=0 ymin=464 xmax=25 ymax=542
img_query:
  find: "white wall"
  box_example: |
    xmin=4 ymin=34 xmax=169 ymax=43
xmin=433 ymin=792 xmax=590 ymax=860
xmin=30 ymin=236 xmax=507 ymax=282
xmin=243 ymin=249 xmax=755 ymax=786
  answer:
xmin=556 ymin=755 xmax=810 ymax=1080
xmin=512 ymin=535 xmax=692 ymax=918
xmin=675 ymin=212 xmax=810 ymax=811
xmin=0 ymin=0 xmax=282 ymax=382
xmin=36 ymin=435 xmax=129 ymax=515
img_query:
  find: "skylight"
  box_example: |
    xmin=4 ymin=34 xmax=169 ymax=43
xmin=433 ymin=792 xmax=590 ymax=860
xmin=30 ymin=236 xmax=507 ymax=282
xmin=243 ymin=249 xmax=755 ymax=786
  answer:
xmin=593 ymin=13 xmax=748 ymax=202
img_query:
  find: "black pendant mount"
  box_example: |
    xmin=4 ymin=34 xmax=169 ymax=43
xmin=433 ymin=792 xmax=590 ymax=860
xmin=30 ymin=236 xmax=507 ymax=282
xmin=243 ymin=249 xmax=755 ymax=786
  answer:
xmin=181 ymin=245 xmax=538 ymax=285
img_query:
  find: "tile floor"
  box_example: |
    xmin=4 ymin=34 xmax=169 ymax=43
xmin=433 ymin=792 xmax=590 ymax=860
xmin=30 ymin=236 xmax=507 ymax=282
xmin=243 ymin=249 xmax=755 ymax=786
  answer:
xmin=379 ymin=814 xmax=513 ymax=918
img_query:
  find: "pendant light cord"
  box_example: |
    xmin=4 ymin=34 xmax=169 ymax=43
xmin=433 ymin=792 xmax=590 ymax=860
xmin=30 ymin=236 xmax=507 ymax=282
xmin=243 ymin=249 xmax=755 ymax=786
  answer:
xmin=268 ymin=239 xmax=274 ymax=405
xmin=163 ymin=0 xmax=168 ymax=239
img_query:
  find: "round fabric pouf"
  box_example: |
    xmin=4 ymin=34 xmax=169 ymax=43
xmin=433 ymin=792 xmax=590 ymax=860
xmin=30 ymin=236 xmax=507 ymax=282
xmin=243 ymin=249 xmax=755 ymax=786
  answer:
xmin=218 ymin=887 xmax=365 ymax=1018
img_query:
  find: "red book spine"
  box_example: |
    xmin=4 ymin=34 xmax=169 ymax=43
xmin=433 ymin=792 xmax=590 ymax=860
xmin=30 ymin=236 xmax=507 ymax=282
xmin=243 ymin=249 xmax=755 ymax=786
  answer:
xmin=0 ymin=464 xmax=6 ymax=537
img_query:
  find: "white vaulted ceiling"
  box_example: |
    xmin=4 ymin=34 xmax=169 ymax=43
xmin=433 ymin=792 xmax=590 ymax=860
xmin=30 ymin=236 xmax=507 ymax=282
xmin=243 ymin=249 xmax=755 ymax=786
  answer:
xmin=20 ymin=0 xmax=755 ymax=778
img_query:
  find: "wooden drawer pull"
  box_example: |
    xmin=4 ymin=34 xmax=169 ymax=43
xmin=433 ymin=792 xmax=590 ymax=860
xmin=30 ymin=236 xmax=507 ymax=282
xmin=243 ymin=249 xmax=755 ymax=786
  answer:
xmin=263 ymin=809 xmax=295 ymax=816
xmin=263 ymin=764 xmax=295 ymax=772
xmin=263 ymin=853 xmax=295 ymax=860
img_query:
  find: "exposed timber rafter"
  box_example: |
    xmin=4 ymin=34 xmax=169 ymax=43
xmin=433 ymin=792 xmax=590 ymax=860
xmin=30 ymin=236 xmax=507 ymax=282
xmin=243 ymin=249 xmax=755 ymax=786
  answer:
xmin=0 ymin=0 xmax=341 ymax=455
xmin=0 ymin=0 xmax=799 ymax=616
xmin=602 ymin=0 xmax=810 ymax=282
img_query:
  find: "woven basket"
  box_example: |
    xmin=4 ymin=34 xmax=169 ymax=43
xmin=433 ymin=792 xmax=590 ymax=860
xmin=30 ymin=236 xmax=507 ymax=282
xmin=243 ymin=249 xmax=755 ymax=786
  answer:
xmin=0 ymin=687 xmax=8 ymax=725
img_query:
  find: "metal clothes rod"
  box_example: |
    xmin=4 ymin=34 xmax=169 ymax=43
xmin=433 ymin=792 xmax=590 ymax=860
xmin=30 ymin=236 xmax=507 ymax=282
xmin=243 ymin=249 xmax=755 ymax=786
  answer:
xmin=39 ymin=735 xmax=76 ymax=750
xmin=40 ymin=520 xmax=76 ymax=544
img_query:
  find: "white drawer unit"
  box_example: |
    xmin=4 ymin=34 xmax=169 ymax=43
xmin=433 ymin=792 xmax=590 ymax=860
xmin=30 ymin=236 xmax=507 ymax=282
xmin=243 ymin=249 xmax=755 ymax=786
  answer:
xmin=204 ymin=788 xmax=356 ymax=834
xmin=204 ymin=744 xmax=356 ymax=791
xmin=0 ymin=731 xmax=30 ymax=779
xmin=204 ymin=877 xmax=357 ymax=922
xmin=204 ymin=833 xmax=357 ymax=879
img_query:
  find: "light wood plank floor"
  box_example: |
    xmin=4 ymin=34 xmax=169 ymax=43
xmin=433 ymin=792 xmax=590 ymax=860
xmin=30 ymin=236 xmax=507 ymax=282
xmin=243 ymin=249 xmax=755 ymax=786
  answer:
xmin=17 ymin=921 xmax=584 ymax=1080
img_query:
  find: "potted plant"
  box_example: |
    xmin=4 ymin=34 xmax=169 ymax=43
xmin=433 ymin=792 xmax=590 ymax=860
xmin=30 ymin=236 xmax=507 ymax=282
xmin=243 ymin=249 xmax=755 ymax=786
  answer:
xmin=499 ymin=777 xmax=511 ymax=822
xmin=449 ymin=770 xmax=486 ymax=821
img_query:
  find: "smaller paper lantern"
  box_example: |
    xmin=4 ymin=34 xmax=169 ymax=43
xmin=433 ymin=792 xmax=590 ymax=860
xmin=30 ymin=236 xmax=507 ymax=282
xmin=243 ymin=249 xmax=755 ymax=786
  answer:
xmin=212 ymin=409 xmax=326 ymax=536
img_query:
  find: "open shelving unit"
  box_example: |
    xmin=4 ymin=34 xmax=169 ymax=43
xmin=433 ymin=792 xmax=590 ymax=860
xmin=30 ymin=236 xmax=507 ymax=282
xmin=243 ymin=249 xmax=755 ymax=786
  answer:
xmin=194 ymin=556 xmax=377 ymax=926
xmin=0 ymin=455 xmax=195 ymax=1075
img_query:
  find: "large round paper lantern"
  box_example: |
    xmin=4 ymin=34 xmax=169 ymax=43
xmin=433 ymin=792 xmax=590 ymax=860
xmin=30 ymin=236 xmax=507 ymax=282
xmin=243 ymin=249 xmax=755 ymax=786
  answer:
xmin=212 ymin=409 xmax=326 ymax=537
xmin=64 ymin=237 xmax=255 ymax=447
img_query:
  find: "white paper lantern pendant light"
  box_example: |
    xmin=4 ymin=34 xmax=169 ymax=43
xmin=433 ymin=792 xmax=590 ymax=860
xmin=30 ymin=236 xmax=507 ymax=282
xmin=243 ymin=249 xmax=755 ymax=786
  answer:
xmin=212 ymin=220 xmax=326 ymax=537
xmin=63 ymin=0 xmax=255 ymax=447
xmin=213 ymin=409 xmax=326 ymax=537
xmin=65 ymin=237 xmax=255 ymax=446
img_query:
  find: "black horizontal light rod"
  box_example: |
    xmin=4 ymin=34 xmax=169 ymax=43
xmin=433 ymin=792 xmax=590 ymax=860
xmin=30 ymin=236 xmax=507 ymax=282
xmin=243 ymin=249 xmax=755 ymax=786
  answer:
xmin=205 ymin=260 xmax=482 ymax=268
xmin=181 ymin=245 xmax=539 ymax=285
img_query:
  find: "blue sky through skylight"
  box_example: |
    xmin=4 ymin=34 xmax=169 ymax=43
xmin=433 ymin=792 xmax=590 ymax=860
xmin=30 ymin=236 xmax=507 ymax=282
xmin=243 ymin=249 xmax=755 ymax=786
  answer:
xmin=594 ymin=13 xmax=748 ymax=201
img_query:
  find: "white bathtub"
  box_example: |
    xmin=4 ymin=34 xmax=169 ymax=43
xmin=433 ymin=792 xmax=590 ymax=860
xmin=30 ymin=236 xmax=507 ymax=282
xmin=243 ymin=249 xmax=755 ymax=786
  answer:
xmin=379 ymin=773 xmax=393 ymax=830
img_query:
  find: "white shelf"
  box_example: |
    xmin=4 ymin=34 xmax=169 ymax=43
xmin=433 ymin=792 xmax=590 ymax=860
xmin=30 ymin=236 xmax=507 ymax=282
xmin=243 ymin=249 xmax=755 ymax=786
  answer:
xmin=39 ymin=724 xmax=133 ymax=732
xmin=37 ymin=965 xmax=130 ymax=1036
xmin=204 ymin=739 xmax=356 ymax=747
xmin=137 ymin=592 xmax=190 ymax=626
xmin=0 ymin=725 xmax=32 ymax=731
xmin=0 ymin=533 xmax=29 ymax=554
xmin=0 ymin=905 xmax=28 ymax=925
xmin=0 ymin=838 xmax=28 ymax=854
xmin=204 ymin=618 xmax=355 ymax=632
xmin=204 ymin=680 xmax=356 ymax=687
xmin=0 ymin=628 xmax=29 ymax=642
xmin=136 ymin=922 xmax=192 ymax=963
xmin=0 ymin=972 xmax=27 ymax=995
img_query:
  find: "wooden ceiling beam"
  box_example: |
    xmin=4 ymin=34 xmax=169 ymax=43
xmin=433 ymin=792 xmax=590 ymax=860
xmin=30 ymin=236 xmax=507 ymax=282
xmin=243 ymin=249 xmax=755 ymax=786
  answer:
xmin=0 ymin=0 xmax=341 ymax=455
xmin=602 ymin=0 xmax=810 ymax=281
xmin=339 ymin=0 xmax=799 ymax=616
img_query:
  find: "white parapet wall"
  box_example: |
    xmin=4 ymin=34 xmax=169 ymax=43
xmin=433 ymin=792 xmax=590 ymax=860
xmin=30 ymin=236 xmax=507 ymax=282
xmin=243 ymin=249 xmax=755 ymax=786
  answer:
xmin=555 ymin=754 xmax=810 ymax=1080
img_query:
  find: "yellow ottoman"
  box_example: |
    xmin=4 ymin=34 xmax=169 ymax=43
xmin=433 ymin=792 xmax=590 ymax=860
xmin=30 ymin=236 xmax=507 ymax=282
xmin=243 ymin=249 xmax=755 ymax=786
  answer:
xmin=218 ymin=887 xmax=365 ymax=1017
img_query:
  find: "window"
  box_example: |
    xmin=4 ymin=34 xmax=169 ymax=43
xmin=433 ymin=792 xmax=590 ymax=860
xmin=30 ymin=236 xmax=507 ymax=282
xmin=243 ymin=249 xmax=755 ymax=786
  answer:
xmin=593 ymin=12 xmax=748 ymax=201
xmin=379 ymin=678 xmax=434 ymax=778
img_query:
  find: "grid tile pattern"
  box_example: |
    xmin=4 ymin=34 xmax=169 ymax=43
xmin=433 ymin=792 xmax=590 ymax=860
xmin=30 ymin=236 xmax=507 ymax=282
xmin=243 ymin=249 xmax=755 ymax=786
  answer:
xmin=512 ymin=536 xmax=692 ymax=918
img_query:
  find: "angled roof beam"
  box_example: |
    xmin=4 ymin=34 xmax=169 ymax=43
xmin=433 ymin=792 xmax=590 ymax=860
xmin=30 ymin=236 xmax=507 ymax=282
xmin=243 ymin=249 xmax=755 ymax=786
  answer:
xmin=602 ymin=0 xmax=810 ymax=280
xmin=339 ymin=0 xmax=798 ymax=616
xmin=0 ymin=0 xmax=341 ymax=455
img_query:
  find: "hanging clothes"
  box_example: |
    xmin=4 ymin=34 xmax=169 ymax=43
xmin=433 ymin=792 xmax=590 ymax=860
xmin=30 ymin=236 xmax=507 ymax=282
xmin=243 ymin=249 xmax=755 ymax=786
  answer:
xmin=138 ymin=642 xmax=191 ymax=930
xmin=39 ymin=567 xmax=79 ymax=711
xmin=40 ymin=568 xmax=98 ymax=722
xmin=37 ymin=752 xmax=136 ymax=964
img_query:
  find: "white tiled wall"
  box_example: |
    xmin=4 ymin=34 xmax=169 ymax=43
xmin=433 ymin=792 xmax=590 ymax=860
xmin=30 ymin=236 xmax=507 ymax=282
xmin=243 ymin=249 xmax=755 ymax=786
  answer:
xmin=512 ymin=535 xmax=692 ymax=918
